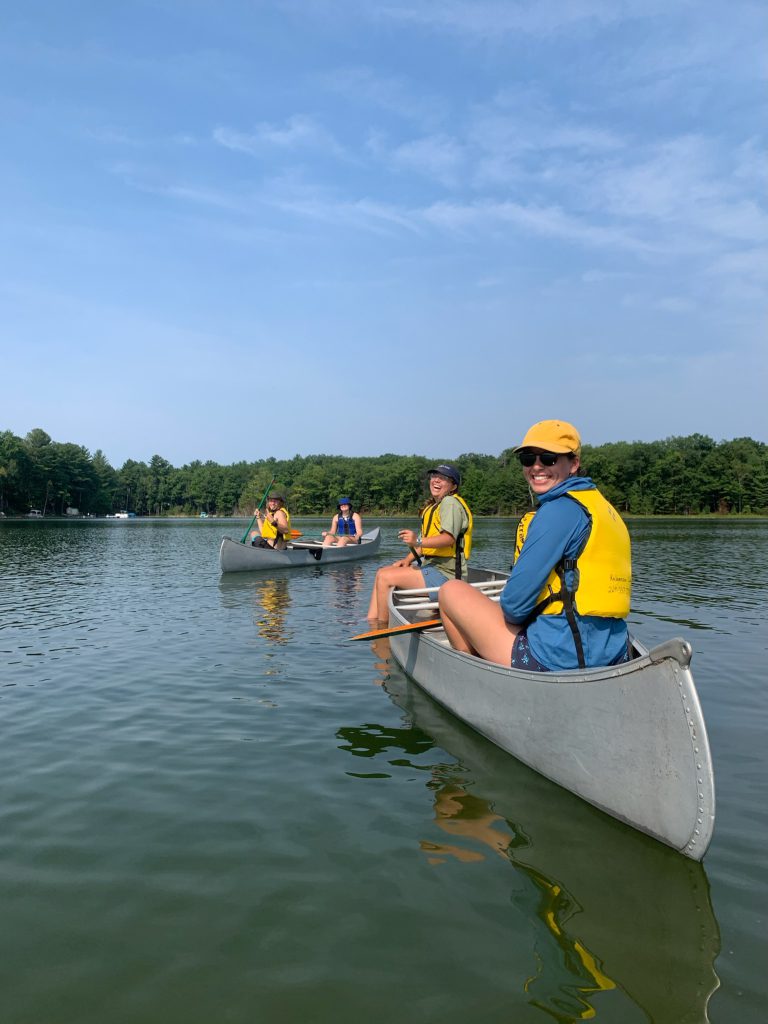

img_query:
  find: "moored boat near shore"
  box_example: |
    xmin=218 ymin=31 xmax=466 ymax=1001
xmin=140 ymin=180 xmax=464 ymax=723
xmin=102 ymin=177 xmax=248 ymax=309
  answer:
xmin=385 ymin=566 xmax=715 ymax=859
xmin=219 ymin=527 xmax=382 ymax=572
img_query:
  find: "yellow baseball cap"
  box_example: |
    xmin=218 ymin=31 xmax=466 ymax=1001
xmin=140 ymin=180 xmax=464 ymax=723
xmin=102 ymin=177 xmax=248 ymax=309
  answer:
xmin=514 ymin=420 xmax=581 ymax=455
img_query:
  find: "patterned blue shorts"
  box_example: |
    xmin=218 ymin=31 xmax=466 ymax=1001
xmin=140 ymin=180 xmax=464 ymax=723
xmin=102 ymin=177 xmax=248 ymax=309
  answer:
xmin=511 ymin=632 xmax=549 ymax=672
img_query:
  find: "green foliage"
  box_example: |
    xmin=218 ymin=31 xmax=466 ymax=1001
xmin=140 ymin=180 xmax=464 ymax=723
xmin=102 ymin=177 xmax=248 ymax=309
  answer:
xmin=0 ymin=427 xmax=766 ymax=517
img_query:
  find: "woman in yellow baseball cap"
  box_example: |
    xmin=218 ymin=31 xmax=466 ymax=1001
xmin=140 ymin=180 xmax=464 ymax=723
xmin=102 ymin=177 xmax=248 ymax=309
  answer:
xmin=438 ymin=420 xmax=632 ymax=671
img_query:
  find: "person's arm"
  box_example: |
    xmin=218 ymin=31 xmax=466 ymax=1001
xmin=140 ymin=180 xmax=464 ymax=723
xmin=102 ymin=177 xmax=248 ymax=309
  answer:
xmin=500 ymin=500 xmax=589 ymax=624
xmin=397 ymin=528 xmax=453 ymax=559
xmin=400 ymin=497 xmax=461 ymax=557
xmin=353 ymin=512 xmax=363 ymax=541
xmin=271 ymin=509 xmax=290 ymax=536
xmin=323 ymin=514 xmax=339 ymax=538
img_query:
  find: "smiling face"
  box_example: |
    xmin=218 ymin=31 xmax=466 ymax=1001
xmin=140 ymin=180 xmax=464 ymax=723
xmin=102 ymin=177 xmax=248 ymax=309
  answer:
xmin=521 ymin=450 xmax=580 ymax=495
xmin=428 ymin=472 xmax=457 ymax=500
xmin=267 ymin=497 xmax=282 ymax=510
xmin=338 ymin=503 xmax=350 ymax=514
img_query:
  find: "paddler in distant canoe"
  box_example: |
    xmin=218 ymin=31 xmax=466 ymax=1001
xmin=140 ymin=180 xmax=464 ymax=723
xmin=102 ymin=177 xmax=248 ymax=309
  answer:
xmin=366 ymin=464 xmax=473 ymax=624
xmin=322 ymin=497 xmax=363 ymax=547
xmin=251 ymin=492 xmax=291 ymax=550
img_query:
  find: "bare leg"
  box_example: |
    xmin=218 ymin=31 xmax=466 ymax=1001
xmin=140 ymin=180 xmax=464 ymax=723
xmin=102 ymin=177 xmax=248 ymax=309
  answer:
xmin=438 ymin=579 xmax=519 ymax=667
xmin=322 ymin=535 xmax=336 ymax=547
xmin=366 ymin=564 xmax=427 ymax=622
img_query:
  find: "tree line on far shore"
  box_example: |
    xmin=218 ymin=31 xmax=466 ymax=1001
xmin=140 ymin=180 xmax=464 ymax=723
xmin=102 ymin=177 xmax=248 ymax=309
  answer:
xmin=1 ymin=427 xmax=766 ymax=518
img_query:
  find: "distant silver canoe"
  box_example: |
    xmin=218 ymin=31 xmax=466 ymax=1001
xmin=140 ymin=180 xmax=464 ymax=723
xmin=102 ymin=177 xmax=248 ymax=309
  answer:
xmin=386 ymin=567 xmax=715 ymax=860
xmin=219 ymin=527 xmax=381 ymax=573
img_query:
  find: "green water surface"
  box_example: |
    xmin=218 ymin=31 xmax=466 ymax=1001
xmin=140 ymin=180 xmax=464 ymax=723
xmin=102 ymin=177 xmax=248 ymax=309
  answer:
xmin=0 ymin=517 xmax=766 ymax=1023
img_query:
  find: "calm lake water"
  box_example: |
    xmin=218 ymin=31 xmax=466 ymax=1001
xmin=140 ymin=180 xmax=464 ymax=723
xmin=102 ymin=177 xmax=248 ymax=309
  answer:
xmin=1 ymin=517 xmax=766 ymax=1024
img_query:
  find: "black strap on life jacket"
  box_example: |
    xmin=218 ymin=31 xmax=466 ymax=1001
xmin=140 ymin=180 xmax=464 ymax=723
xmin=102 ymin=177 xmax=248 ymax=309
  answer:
xmin=521 ymin=557 xmax=586 ymax=669
xmin=556 ymin=559 xmax=586 ymax=669
xmin=515 ymin=495 xmax=593 ymax=667
xmin=454 ymin=530 xmax=466 ymax=579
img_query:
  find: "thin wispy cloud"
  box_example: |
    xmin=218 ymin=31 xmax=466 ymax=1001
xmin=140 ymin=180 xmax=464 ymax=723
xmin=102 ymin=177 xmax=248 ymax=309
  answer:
xmin=268 ymin=194 xmax=422 ymax=236
xmin=214 ymin=116 xmax=343 ymax=155
xmin=421 ymin=198 xmax=650 ymax=252
xmin=382 ymin=134 xmax=465 ymax=187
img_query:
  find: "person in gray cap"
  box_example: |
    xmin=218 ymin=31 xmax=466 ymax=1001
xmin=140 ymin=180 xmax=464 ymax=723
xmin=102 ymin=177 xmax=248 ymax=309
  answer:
xmin=322 ymin=497 xmax=363 ymax=548
xmin=366 ymin=464 xmax=473 ymax=623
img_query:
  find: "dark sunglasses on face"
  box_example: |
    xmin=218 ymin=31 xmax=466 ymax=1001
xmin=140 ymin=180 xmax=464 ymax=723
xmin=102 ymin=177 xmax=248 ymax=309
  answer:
xmin=517 ymin=451 xmax=567 ymax=467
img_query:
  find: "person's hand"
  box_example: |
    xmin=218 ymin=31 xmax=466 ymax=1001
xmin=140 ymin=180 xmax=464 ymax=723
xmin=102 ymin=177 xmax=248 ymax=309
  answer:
xmin=398 ymin=529 xmax=418 ymax=546
xmin=392 ymin=558 xmax=410 ymax=568
xmin=322 ymin=531 xmax=328 ymax=536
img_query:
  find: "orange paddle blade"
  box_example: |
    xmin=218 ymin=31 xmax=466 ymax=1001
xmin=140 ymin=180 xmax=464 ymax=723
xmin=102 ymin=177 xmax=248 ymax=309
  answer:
xmin=290 ymin=530 xmax=302 ymax=537
xmin=349 ymin=618 xmax=442 ymax=641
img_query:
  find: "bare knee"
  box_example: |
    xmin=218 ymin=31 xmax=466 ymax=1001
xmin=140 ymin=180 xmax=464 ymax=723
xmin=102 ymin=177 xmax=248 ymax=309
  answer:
xmin=439 ymin=578 xmax=470 ymax=611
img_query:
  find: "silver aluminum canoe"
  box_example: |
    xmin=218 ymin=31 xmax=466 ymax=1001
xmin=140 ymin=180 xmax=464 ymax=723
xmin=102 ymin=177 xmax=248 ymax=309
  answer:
xmin=219 ymin=527 xmax=381 ymax=573
xmin=386 ymin=567 xmax=715 ymax=859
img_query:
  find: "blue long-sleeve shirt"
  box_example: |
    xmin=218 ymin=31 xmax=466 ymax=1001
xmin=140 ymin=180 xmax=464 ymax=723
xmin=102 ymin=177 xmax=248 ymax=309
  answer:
xmin=500 ymin=477 xmax=629 ymax=670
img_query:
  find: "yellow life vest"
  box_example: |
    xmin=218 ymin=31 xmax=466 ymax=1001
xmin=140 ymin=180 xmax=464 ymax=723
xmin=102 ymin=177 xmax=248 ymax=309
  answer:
xmin=260 ymin=507 xmax=291 ymax=542
xmin=514 ymin=489 xmax=631 ymax=619
xmin=420 ymin=494 xmax=473 ymax=570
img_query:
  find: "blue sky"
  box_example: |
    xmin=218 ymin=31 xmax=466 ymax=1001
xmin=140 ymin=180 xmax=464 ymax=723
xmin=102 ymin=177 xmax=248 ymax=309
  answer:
xmin=2 ymin=0 xmax=766 ymax=467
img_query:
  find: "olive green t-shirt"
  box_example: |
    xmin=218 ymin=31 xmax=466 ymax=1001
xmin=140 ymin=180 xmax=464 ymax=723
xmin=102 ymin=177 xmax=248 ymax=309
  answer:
xmin=423 ymin=494 xmax=470 ymax=580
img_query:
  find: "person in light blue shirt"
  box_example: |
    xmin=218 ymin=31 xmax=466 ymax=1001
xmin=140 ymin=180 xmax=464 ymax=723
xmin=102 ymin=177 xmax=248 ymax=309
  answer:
xmin=439 ymin=420 xmax=631 ymax=671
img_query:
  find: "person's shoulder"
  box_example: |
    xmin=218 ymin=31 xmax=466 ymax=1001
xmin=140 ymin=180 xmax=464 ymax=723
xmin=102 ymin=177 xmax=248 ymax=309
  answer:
xmin=533 ymin=490 xmax=588 ymax=527
xmin=440 ymin=493 xmax=466 ymax=514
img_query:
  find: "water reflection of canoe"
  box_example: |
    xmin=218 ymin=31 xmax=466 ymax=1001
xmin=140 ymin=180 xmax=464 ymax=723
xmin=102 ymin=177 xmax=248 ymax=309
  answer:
xmin=219 ymin=528 xmax=381 ymax=572
xmin=380 ymin=669 xmax=721 ymax=1023
xmin=387 ymin=566 xmax=715 ymax=860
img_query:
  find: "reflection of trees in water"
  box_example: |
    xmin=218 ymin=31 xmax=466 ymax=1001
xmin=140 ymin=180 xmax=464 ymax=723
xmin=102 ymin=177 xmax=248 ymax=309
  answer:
xmin=425 ymin=779 xmax=617 ymax=1021
xmin=338 ymin=702 xmax=720 ymax=1024
xmin=254 ymin=577 xmax=292 ymax=645
xmin=329 ymin=565 xmax=365 ymax=615
xmin=336 ymin=722 xmax=434 ymax=763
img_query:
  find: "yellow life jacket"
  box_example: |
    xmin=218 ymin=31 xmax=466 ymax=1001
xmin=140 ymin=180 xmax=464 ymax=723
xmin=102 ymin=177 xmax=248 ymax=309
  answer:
xmin=514 ymin=488 xmax=631 ymax=619
xmin=420 ymin=494 xmax=473 ymax=575
xmin=260 ymin=507 xmax=291 ymax=542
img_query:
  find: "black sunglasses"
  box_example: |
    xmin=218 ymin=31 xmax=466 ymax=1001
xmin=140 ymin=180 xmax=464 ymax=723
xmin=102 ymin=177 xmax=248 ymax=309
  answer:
xmin=517 ymin=451 xmax=568 ymax=467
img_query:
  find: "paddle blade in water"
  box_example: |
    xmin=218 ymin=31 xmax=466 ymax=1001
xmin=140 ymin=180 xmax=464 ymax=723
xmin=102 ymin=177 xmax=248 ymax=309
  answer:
xmin=349 ymin=618 xmax=442 ymax=641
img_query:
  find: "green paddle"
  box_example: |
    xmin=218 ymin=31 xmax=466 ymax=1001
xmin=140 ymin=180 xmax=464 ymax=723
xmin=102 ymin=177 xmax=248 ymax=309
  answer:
xmin=240 ymin=477 xmax=277 ymax=544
